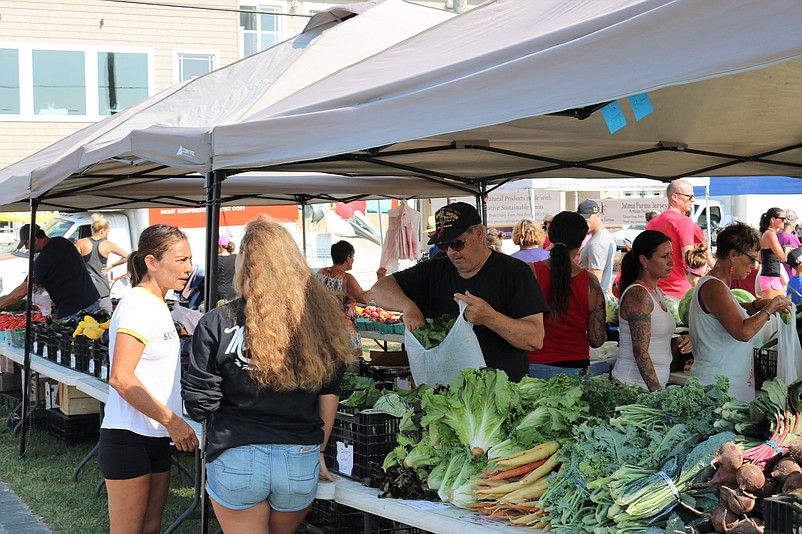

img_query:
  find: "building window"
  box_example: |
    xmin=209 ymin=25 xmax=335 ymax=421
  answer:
xmin=98 ymin=52 xmax=149 ymax=115
xmin=240 ymin=4 xmax=283 ymax=57
xmin=33 ymin=50 xmax=86 ymax=115
xmin=177 ymin=53 xmax=216 ymax=82
xmin=0 ymin=49 xmax=20 ymax=115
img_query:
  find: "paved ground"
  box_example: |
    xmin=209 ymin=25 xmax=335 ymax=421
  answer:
xmin=0 ymin=480 xmax=52 ymax=534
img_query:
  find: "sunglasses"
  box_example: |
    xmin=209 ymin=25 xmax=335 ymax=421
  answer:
xmin=742 ymin=251 xmax=761 ymax=264
xmin=676 ymin=193 xmax=695 ymax=201
xmin=775 ymin=216 xmax=787 ymax=221
xmin=435 ymin=239 xmax=467 ymax=252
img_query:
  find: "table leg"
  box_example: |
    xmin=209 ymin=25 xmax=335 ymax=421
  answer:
xmin=72 ymin=442 xmax=99 ymax=482
xmin=163 ymin=446 xmax=202 ymax=534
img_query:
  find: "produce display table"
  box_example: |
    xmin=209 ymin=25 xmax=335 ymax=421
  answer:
xmin=333 ymin=479 xmax=542 ymax=534
xmin=361 ymin=330 xmax=405 ymax=350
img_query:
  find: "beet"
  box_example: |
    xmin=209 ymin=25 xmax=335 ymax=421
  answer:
xmin=770 ymin=457 xmax=802 ymax=483
xmin=736 ymin=463 xmax=766 ymax=493
xmin=727 ymin=517 xmax=764 ymax=534
xmin=753 ymin=476 xmax=780 ymax=500
xmin=716 ymin=442 xmax=745 ymax=472
xmin=783 ymin=471 xmax=802 ymax=494
xmin=721 ymin=485 xmax=756 ymax=515
xmin=708 ymin=503 xmax=739 ymax=533
xmin=788 ymin=437 xmax=802 ymax=464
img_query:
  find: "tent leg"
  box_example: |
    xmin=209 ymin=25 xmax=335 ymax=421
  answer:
xmin=20 ymin=198 xmax=39 ymax=459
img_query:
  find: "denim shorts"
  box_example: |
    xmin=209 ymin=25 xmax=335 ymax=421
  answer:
xmin=206 ymin=444 xmax=320 ymax=512
xmin=528 ymin=363 xmax=585 ymax=380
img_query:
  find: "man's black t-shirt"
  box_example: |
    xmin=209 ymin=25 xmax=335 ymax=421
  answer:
xmin=393 ymin=251 xmax=548 ymax=382
xmin=35 ymin=237 xmax=100 ymax=318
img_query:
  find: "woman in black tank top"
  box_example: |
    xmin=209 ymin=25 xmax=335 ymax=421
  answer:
xmin=759 ymin=207 xmax=788 ymax=298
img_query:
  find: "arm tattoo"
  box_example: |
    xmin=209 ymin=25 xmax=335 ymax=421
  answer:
xmin=587 ymin=274 xmax=607 ymax=347
xmin=628 ymin=310 xmax=662 ymax=391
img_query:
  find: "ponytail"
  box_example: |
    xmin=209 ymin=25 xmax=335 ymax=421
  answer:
xmin=760 ymin=207 xmax=783 ymax=233
xmin=127 ymin=250 xmax=146 ymax=287
xmin=545 ymin=211 xmax=588 ymax=322
xmin=619 ymin=250 xmax=639 ymax=295
xmin=548 ymin=242 xmax=572 ymax=319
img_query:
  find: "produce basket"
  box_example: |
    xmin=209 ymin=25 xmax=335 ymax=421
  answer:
xmin=754 ymin=348 xmax=778 ymax=390
xmin=32 ymin=324 xmax=47 ymax=356
xmin=324 ymin=408 xmax=400 ymax=482
xmin=764 ymin=495 xmax=802 ymax=534
xmin=8 ymin=328 xmax=25 ymax=349
xmin=55 ymin=331 xmax=74 ymax=368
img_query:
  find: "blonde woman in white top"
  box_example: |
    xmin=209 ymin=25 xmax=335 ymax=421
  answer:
xmin=613 ymin=230 xmax=692 ymax=391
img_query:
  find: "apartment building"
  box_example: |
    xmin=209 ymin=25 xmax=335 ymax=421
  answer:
xmin=0 ymin=0 xmax=480 ymax=172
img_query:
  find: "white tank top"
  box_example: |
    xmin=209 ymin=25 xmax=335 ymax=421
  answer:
xmin=689 ymin=275 xmax=754 ymax=402
xmin=612 ymin=282 xmax=675 ymax=390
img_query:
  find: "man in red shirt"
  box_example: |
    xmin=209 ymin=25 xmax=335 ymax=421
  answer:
xmin=646 ymin=179 xmax=714 ymax=298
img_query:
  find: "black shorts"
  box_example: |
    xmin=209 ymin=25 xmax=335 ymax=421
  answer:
xmin=99 ymin=429 xmax=172 ymax=480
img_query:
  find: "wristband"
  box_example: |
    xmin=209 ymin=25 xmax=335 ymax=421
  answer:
xmin=761 ymin=308 xmax=771 ymax=319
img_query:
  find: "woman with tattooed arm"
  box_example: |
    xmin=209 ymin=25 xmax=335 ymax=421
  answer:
xmin=613 ymin=230 xmax=692 ymax=391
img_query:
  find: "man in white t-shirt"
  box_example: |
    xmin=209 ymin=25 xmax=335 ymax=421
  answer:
xmin=577 ymin=199 xmax=616 ymax=299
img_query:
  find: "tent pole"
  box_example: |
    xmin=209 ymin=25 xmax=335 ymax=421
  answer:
xmin=705 ymin=183 xmax=711 ymax=245
xmin=377 ymin=199 xmax=384 ymax=245
xmin=301 ymin=200 xmax=308 ymax=259
xmin=204 ymin=171 xmax=223 ymax=310
xmin=478 ymin=184 xmax=488 ymax=225
xmin=19 ymin=198 xmax=38 ymax=459
xmin=200 ymin=170 xmax=223 ymax=534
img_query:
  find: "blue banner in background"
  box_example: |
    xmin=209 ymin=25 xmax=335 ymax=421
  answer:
xmin=693 ymin=176 xmax=802 ymax=197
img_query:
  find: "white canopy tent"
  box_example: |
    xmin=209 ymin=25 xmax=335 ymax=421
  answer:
xmin=0 ymin=0 xmax=454 ymax=206
xmin=207 ymin=0 xmax=802 ymax=184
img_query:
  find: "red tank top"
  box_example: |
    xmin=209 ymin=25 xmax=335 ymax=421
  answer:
xmin=528 ymin=261 xmax=591 ymax=366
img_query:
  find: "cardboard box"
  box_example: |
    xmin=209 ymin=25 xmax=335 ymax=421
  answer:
xmin=58 ymin=384 xmax=100 ymax=416
xmin=0 ymin=355 xmax=15 ymax=373
xmin=0 ymin=372 xmax=21 ymax=392
xmin=369 ymin=350 xmax=409 ymax=367
xmin=20 ymin=370 xmax=47 ymax=402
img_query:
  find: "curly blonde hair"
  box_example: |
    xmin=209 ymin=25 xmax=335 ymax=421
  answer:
xmin=234 ymin=217 xmax=355 ymax=391
xmin=512 ymin=218 xmax=545 ymax=248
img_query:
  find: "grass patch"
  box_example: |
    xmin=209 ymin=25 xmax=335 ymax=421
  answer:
xmin=0 ymin=406 xmax=217 ymax=534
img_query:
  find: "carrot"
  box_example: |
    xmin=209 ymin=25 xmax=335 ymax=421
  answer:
xmin=491 ymin=441 xmax=560 ymax=469
xmin=483 ymin=458 xmax=547 ymax=481
xmin=520 ymin=453 xmax=561 ymax=483
xmin=500 ymin=477 xmax=549 ymax=503
xmin=468 ymin=502 xmax=495 ymax=509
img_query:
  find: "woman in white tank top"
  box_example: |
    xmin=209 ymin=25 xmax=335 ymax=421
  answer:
xmin=613 ymin=230 xmax=692 ymax=391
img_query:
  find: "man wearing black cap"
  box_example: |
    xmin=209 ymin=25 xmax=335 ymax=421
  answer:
xmin=577 ymin=199 xmax=616 ymax=299
xmin=0 ymin=224 xmax=100 ymax=319
xmin=371 ymin=202 xmax=548 ymax=382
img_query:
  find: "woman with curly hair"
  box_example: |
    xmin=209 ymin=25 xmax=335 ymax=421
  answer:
xmin=527 ymin=211 xmax=606 ymax=379
xmin=510 ymin=218 xmax=549 ymax=263
xmin=182 ymin=218 xmax=355 ymax=534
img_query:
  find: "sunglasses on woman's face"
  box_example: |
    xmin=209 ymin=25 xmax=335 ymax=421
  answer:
xmin=435 ymin=239 xmax=467 ymax=252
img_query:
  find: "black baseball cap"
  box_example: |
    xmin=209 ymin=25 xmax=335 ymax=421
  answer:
xmin=17 ymin=224 xmax=42 ymax=249
xmin=577 ymin=199 xmax=601 ymax=219
xmin=428 ymin=202 xmax=482 ymax=245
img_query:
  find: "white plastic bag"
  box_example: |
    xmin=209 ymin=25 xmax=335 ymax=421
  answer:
xmin=404 ymin=300 xmax=486 ymax=386
xmin=777 ymin=302 xmax=802 ymax=384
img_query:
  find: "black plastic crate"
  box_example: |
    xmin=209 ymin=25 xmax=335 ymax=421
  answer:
xmin=324 ymin=407 xmax=400 ymax=482
xmin=303 ymin=500 xmax=364 ymax=534
xmin=764 ymin=495 xmax=802 ymax=534
xmin=754 ymin=348 xmax=778 ymax=390
xmin=46 ymin=408 xmax=100 ymax=445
